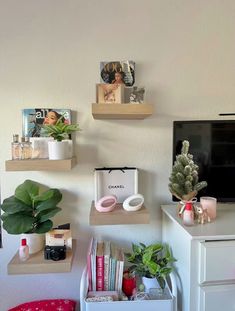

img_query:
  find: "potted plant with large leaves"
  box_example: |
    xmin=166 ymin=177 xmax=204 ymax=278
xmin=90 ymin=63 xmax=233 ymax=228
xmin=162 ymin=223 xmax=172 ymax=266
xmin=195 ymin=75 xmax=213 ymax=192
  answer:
xmin=125 ymin=242 xmax=176 ymax=292
xmin=43 ymin=117 xmax=81 ymax=160
xmin=0 ymin=179 xmax=62 ymax=254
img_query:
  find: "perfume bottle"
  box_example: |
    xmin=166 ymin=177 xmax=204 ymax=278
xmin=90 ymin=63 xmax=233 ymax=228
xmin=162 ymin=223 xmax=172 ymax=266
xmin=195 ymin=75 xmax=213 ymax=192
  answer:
xmin=11 ymin=134 xmax=21 ymax=160
xmin=19 ymin=238 xmax=29 ymax=261
xmin=21 ymin=136 xmax=32 ymax=159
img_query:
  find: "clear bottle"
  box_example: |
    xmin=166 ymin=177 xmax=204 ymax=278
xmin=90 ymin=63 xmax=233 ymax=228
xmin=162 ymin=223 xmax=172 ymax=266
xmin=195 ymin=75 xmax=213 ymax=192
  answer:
xmin=21 ymin=136 xmax=32 ymax=159
xmin=19 ymin=238 xmax=29 ymax=261
xmin=183 ymin=202 xmax=194 ymax=226
xmin=11 ymin=134 xmax=21 ymax=160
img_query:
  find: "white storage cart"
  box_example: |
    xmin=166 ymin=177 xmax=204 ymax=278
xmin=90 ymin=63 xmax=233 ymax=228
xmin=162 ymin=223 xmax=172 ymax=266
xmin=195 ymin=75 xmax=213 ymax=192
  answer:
xmin=80 ymin=266 xmax=177 ymax=311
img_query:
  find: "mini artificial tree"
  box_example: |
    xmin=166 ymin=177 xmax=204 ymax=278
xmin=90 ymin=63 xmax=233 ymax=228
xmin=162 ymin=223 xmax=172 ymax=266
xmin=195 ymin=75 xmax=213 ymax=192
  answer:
xmin=169 ymin=140 xmax=207 ymax=204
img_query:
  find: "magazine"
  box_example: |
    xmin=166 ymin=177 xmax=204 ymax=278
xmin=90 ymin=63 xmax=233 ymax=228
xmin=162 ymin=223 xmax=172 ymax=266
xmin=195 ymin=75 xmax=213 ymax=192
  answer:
xmin=100 ymin=61 xmax=135 ymax=87
xmin=22 ymin=108 xmax=71 ymax=137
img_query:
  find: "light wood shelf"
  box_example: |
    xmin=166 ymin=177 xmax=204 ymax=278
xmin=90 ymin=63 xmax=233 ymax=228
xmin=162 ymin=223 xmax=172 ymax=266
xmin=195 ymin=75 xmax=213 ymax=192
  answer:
xmin=8 ymin=245 xmax=74 ymax=275
xmin=92 ymin=103 xmax=153 ymax=119
xmin=5 ymin=157 xmax=77 ymax=171
xmin=89 ymin=201 xmax=150 ymax=225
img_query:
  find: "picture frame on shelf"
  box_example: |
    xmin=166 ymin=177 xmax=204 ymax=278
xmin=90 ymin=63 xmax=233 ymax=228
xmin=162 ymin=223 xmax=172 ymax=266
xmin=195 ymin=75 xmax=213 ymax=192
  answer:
xmin=96 ymin=84 xmax=124 ymax=104
xmin=124 ymin=86 xmax=145 ymax=104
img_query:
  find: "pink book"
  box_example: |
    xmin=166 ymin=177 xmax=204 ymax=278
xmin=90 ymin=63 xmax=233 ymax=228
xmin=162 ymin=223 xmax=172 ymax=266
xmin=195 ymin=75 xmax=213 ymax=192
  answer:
xmin=96 ymin=242 xmax=104 ymax=291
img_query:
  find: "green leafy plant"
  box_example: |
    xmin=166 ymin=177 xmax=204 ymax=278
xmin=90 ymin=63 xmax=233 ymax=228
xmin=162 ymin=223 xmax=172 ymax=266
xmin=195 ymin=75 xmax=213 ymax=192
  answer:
xmin=169 ymin=140 xmax=207 ymax=201
xmin=43 ymin=118 xmax=81 ymax=142
xmin=125 ymin=242 xmax=176 ymax=289
xmin=0 ymin=179 xmax=62 ymax=234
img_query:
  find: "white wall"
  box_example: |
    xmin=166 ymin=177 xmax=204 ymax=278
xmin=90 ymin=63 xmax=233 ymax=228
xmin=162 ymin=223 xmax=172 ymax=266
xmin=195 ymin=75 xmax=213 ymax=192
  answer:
xmin=0 ymin=0 xmax=235 ymax=310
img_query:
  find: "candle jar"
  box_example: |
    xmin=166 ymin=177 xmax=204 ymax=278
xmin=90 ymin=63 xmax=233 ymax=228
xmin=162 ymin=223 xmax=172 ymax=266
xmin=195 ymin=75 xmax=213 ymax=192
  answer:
xmin=200 ymin=196 xmax=217 ymax=220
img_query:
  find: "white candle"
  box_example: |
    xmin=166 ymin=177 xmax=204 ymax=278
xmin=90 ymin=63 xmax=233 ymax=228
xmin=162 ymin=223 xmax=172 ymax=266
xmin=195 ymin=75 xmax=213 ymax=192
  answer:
xmin=200 ymin=196 xmax=217 ymax=220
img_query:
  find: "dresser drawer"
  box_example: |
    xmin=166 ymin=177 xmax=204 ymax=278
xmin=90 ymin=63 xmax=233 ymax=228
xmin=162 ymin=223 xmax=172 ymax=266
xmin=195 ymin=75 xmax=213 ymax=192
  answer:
xmin=199 ymin=240 xmax=235 ymax=284
xmin=200 ymin=284 xmax=235 ymax=311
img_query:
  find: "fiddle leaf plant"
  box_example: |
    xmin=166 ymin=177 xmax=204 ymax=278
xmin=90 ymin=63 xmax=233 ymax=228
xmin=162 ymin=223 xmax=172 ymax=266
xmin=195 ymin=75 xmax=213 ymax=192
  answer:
xmin=43 ymin=117 xmax=81 ymax=142
xmin=0 ymin=179 xmax=62 ymax=234
xmin=125 ymin=242 xmax=176 ymax=289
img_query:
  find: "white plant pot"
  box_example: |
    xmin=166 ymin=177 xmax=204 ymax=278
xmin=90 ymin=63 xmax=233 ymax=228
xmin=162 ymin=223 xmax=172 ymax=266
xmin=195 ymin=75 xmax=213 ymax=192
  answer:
xmin=48 ymin=140 xmax=69 ymax=160
xmin=142 ymin=276 xmax=160 ymax=293
xmin=21 ymin=233 xmax=45 ymax=254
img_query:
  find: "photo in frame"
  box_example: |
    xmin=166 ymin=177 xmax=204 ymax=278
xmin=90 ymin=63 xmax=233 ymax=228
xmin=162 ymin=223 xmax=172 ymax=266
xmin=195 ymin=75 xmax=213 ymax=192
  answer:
xmin=96 ymin=83 xmax=124 ymax=104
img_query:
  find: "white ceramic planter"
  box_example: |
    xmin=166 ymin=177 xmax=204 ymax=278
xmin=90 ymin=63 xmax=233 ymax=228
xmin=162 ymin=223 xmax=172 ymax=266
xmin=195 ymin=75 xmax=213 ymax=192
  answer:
xmin=142 ymin=276 xmax=160 ymax=293
xmin=21 ymin=233 xmax=45 ymax=254
xmin=48 ymin=140 xmax=69 ymax=160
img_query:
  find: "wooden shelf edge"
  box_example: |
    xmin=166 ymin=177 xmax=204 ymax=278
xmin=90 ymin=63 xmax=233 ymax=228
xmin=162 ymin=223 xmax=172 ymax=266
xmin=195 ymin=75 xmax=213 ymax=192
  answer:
xmin=5 ymin=157 xmax=77 ymax=171
xmin=92 ymin=103 xmax=154 ymax=120
xmin=89 ymin=201 xmax=150 ymax=226
xmin=8 ymin=242 xmax=75 ymax=275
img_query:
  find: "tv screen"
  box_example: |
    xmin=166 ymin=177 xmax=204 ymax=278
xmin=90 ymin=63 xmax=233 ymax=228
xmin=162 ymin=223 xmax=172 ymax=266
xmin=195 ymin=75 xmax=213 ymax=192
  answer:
xmin=173 ymin=120 xmax=235 ymax=202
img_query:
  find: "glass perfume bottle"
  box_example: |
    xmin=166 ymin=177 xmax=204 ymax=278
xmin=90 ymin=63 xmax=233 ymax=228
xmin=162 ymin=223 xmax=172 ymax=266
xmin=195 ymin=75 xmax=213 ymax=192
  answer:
xmin=11 ymin=134 xmax=21 ymax=160
xmin=21 ymin=136 xmax=32 ymax=159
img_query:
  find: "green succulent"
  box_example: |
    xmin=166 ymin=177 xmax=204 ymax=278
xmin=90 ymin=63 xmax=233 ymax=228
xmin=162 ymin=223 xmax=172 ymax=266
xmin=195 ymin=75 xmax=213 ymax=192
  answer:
xmin=125 ymin=242 xmax=176 ymax=289
xmin=43 ymin=118 xmax=81 ymax=142
xmin=0 ymin=179 xmax=62 ymax=234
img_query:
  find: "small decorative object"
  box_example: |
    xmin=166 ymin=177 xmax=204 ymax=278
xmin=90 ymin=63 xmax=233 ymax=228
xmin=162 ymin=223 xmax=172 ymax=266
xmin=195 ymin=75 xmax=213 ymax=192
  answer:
xmin=200 ymin=196 xmax=217 ymax=220
xmin=95 ymin=195 xmax=117 ymax=212
xmin=100 ymin=60 xmax=135 ymax=86
xmin=96 ymin=83 xmax=124 ymax=104
xmin=122 ymin=193 xmax=144 ymax=211
xmin=122 ymin=270 xmax=137 ymax=297
xmin=195 ymin=204 xmax=211 ymax=224
xmin=0 ymin=180 xmax=62 ymax=253
xmin=168 ymin=140 xmax=207 ymax=216
xmin=125 ymin=242 xmax=176 ymax=291
xmin=43 ymin=115 xmax=81 ymax=160
xmin=19 ymin=238 xmax=29 ymax=261
xmin=182 ymin=202 xmax=194 ymax=226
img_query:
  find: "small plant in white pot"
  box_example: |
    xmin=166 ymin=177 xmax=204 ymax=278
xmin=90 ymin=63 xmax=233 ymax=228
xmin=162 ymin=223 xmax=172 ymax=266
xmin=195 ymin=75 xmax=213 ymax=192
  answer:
xmin=0 ymin=179 xmax=62 ymax=254
xmin=43 ymin=117 xmax=81 ymax=160
xmin=125 ymin=242 xmax=176 ymax=292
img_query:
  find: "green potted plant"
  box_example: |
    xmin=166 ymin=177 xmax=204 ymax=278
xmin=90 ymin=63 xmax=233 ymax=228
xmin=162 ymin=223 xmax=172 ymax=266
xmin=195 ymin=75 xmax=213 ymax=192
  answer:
xmin=0 ymin=179 xmax=62 ymax=254
xmin=42 ymin=117 xmax=81 ymax=160
xmin=125 ymin=242 xmax=176 ymax=292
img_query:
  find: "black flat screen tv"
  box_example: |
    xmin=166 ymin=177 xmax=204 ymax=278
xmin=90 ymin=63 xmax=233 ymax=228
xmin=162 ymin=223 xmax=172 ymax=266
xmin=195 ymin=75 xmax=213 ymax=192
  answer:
xmin=173 ymin=120 xmax=235 ymax=202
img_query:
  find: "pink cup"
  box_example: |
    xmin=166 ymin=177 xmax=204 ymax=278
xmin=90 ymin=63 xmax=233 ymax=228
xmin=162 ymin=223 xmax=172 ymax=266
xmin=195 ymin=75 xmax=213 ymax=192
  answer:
xmin=200 ymin=197 xmax=217 ymax=220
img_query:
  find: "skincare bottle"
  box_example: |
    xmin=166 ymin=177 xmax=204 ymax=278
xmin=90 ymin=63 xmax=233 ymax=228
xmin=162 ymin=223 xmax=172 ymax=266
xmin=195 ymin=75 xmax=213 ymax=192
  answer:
xmin=183 ymin=202 xmax=194 ymax=226
xmin=11 ymin=134 xmax=21 ymax=160
xmin=19 ymin=238 xmax=29 ymax=261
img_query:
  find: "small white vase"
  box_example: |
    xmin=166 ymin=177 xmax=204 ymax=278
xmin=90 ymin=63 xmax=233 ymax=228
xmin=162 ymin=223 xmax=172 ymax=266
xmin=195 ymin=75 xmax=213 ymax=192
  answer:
xmin=21 ymin=233 xmax=45 ymax=254
xmin=48 ymin=140 xmax=69 ymax=160
xmin=142 ymin=276 xmax=160 ymax=293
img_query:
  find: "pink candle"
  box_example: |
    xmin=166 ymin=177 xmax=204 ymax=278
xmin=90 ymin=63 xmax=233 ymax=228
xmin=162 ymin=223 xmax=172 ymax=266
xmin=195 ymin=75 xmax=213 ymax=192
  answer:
xmin=200 ymin=197 xmax=217 ymax=220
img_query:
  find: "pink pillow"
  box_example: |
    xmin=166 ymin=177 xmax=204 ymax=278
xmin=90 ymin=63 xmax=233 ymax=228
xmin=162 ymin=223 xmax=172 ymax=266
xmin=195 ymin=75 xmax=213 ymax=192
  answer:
xmin=9 ymin=299 xmax=76 ymax=311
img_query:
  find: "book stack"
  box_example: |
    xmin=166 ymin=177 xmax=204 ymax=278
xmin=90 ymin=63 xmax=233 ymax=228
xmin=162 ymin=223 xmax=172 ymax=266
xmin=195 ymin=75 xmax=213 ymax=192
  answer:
xmin=87 ymin=238 xmax=124 ymax=293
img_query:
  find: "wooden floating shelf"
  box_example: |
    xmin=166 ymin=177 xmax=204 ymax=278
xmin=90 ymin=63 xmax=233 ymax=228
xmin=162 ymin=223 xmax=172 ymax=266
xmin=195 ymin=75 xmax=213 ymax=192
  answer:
xmin=8 ymin=246 xmax=74 ymax=275
xmin=89 ymin=201 xmax=150 ymax=225
xmin=5 ymin=157 xmax=77 ymax=171
xmin=92 ymin=103 xmax=153 ymax=119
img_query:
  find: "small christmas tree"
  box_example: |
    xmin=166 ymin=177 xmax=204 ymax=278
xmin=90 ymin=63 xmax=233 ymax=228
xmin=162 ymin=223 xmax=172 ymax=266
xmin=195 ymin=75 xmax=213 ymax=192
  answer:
xmin=169 ymin=140 xmax=207 ymax=201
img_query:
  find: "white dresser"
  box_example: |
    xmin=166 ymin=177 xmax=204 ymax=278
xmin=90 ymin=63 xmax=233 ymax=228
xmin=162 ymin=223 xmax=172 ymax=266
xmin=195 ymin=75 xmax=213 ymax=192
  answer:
xmin=161 ymin=204 xmax=235 ymax=311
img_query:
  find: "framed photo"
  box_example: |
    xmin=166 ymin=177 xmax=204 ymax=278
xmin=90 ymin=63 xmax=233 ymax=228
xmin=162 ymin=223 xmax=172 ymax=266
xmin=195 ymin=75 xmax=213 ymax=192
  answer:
xmin=96 ymin=83 xmax=124 ymax=104
xmin=124 ymin=86 xmax=145 ymax=104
